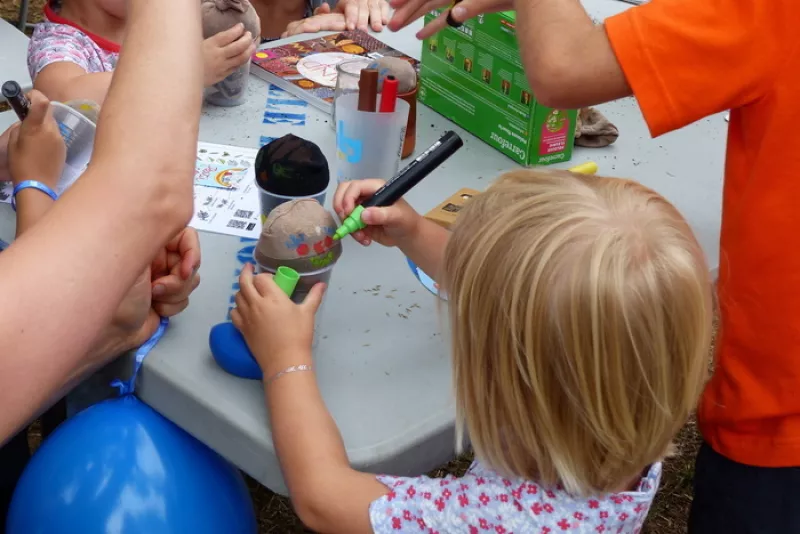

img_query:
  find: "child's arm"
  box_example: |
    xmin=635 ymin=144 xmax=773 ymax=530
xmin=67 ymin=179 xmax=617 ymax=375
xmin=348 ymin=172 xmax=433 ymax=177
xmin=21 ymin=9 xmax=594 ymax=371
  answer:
xmin=4 ymin=92 xmax=66 ymax=237
xmin=232 ymin=265 xmax=388 ymax=534
xmin=333 ymin=179 xmax=450 ymax=283
xmin=34 ymin=63 xmax=114 ymax=105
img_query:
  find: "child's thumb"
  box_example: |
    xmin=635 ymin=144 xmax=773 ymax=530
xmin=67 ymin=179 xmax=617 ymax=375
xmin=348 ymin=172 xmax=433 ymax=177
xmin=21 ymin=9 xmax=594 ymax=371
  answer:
xmin=302 ymin=283 xmax=327 ymax=314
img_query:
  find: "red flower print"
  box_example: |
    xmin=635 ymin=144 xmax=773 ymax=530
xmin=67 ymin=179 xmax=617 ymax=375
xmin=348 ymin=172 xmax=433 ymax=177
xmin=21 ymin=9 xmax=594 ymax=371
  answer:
xmin=541 ymin=529 xmax=551 ymax=534
xmin=527 ymin=484 xmax=538 ymax=495
xmin=418 ymin=518 xmax=427 ymax=529
xmin=429 ymin=529 xmax=439 ymax=534
xmin=460 ymin=483 xmax=470 ymax=492
xmin=546 ymin=490 xmax=557 ymax=499
xmin=610 ymin=496 xmax=623 ymax=505
xmin=634 ymin=504 xmax=646 ymax=514
xmin=531 ymin=503 xmax=543 ymax=516
xmin=618 ymin=513 xmax=629 ymax=521
xmin=435 ymin=498 xmax=446 ymax=512
xmin=499 ymin=494 xmax=509 ymax=503
xmin=440 ymin=479 xmax=451 ymax=487
xmin=574 ymin=512 xmax=585 ymax=520
xmin=503 ymin=479 xmax=513 ymax=487
xmin=392 ymin=517 xmax=402 ymax=530
xmin=403 ymin=510 xmax=413 ymax=521
xmin=477 ymin=477 xmax=486 ymax=485
xmin=544 ymin=504 xmax=554 ymax=514
xmin=623 ymin=495 xmax=634 ymax=502
xmin=387 ymin=490 xmax=397 ymax=501
xmin=459 ymin=494 xmax=470 ymax=507
xmin=511 ymin=488 xmax=522 ymax=500
xmin=641 ymin=482 xmax=650 ymax=491
xmin=596 ymin=527 xmax=605 ymax=533
xmin=558 ymin=518 xmax=571 ymax=531
xmin=407 ymin=486 xmax=417 ymax=497
xmin=443 ymin=489 xmax=452 ymax=499
xmin=495 ymin=527 xmax=507 ymax=534
xmin=479 ymin=493 xmax=490 ymax=505
xmin=423 ymin=492 xmax=432 ymax=500
xmin=479 ymin=518 xmax=490 ymax=530
xmin=600 ymin=511 xmax=609 ymax=519
xmin=588 ymin=500 xmax=599 ymax=509
xmin=470 ymin=527 xmax=479 ymax=534
xmin=296 ymin=243 xmax=310 ymax=256
xmin=514 ymin=501 xmax=523 ymax=512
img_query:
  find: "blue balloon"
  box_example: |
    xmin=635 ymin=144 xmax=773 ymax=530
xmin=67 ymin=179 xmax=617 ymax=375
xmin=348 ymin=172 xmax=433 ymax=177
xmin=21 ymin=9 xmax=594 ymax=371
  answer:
xmin=7 ymin=395 xmax=257 ymax=534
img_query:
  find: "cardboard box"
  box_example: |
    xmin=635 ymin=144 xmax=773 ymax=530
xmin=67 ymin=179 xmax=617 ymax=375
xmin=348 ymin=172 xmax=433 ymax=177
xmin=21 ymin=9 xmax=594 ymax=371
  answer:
xmin=424 ymin=188 xmax=482 ymax=229
xmin=419 ymin=11 xmax=578 ymax=166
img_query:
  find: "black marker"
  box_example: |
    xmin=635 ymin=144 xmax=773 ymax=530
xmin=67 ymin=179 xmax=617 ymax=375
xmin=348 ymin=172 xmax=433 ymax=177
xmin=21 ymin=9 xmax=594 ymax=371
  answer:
xmin=2 ymin=81 xmax=30 ymax=121
xmin=333 ymin=130 xmax=464 ymax=240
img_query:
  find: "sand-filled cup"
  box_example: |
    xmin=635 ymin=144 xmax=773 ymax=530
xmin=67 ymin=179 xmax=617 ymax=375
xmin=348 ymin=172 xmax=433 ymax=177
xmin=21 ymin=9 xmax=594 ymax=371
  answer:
xmin=255 ymin=134 xmax=331 ymax=221
xmin=256 ymin=186 xmax=326 ymax=224
xmin=50 ymin=101 xmax=96 ymax=194
xmin=335 ymin=93 xmax=409 ymax=183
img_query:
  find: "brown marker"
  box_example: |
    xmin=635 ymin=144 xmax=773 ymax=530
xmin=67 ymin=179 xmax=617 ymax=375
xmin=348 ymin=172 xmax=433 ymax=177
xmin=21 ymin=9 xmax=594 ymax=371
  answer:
xmin=357 ymin=68 xmax=378 ymax=112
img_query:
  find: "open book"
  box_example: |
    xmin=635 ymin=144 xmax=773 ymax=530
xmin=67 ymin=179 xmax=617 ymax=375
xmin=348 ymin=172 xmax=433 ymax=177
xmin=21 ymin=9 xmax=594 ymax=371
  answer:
xmin=251 ymin=30 xmax=419 ymax=114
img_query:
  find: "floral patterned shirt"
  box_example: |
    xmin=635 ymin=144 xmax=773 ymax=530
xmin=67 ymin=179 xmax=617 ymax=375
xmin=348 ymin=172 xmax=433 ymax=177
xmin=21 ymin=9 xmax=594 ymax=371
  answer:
xmin=369 ymin=461 xmax=661 ymax=533
xmin=28 ymin=2 xmax=120 ymax=81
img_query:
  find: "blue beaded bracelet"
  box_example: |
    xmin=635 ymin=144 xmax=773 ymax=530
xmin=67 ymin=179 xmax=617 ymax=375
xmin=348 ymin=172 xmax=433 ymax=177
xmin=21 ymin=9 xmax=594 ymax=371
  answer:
xmin=11 ymin=180 xmax=58 ymax=212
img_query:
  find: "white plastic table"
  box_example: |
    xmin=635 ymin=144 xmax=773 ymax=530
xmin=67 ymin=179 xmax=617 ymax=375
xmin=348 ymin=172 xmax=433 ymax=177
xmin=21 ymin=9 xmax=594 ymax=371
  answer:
xmin=0 ymin=0 xmax=726 ymax=494
xmin=0 ymin=18 xmax=32 ymax=92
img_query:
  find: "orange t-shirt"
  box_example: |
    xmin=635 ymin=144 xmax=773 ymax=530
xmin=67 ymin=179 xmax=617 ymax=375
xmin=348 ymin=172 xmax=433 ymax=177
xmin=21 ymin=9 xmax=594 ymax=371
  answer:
xmin=606 ymin=0 xmax=800 ymax=467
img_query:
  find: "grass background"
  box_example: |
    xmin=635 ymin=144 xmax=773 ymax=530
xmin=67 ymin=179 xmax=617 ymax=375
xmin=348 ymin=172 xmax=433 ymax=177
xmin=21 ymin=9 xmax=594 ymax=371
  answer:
xmin=2 ymin=1 xmax=702 ymax=531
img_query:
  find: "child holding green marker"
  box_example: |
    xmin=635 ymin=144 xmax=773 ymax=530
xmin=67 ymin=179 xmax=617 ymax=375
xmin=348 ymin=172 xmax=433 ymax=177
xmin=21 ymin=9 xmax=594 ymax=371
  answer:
xmin=231 ymin=169 xmax=713 ymax=533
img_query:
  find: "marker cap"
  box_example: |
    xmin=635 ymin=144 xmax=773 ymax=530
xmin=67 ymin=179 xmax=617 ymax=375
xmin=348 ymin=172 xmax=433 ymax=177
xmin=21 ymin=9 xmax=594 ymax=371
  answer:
xmin=273 ymin=266 xmax=300 ymax=297
xmin=333 ymin=205 xmax=366 ymax=241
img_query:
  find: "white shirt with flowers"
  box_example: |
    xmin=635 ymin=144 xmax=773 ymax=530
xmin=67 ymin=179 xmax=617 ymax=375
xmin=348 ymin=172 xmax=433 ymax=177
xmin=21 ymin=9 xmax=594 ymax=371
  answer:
xmin=369 ymin=460 xmax=660 ymax=533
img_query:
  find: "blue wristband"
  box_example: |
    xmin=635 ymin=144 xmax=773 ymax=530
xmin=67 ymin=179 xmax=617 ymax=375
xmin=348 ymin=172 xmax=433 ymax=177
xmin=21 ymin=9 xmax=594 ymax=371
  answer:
xmin=11 ymin=180 xmax=58 ymax=212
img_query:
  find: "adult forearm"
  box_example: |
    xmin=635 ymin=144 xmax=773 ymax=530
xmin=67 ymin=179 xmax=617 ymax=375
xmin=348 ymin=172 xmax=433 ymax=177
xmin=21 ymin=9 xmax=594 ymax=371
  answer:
xmin=0 ymin=0 xmax=203 ymax=442
xmin=513 ymin=0 xmax=630 ymax=108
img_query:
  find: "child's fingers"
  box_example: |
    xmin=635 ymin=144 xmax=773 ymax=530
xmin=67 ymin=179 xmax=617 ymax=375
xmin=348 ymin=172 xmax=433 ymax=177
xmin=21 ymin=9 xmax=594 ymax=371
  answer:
xmin=230 ymin=307 xmax=243 ymax=330
xmin=381 ymin=0 xmax=391 ymax=24
xmin=211 ymin=23 xmax=245 ymax=46
xmin=344 ymin=1 xmax=359 ymax=30
xmin=23 ymin=90 xmax=50 ymax=127
xmin=370 ymin=0 xmax=384 ymax=30
xmin=357 ymin=1 xmax=371 ymax=30
xmin=253 ymin=272 xmax=286 ymax=300
xmin=225 ymin=31 xmax=253 ymax=59
xmin=301 ymin=283 xmax=326 ymax=314
xmin=238 ymin=263 xmax=259 ymax=302
xmin=234 ymin=290 xmax=249 ymax=314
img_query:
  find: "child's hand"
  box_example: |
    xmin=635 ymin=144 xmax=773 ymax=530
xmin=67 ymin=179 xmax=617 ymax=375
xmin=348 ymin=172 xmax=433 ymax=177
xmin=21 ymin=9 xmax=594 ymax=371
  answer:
xmin=231 ymin=264 xmax=324 ymax=378
xmin=333 ymin=179 xmax=423 ymax=247
xmin=202 ymin=24 xmax=257 ymax=87
xmin=6 ymin=91 xmax=66 ymax=189
xmin=282 ymin=13 xmax=347 ymax=38
xmin=319 ymin=0 xmax=390 ymax=32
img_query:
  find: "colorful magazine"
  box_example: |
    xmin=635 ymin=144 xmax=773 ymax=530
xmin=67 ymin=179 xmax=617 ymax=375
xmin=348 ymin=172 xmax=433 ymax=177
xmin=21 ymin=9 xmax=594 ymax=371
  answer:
xmin=251 ymin=31 xmax=419 ymax=113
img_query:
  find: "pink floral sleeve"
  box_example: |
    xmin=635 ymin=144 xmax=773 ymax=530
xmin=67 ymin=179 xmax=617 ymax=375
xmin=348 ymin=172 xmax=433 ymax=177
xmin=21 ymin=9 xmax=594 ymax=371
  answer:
xmin=28 ymin=22 xmax=117 ymax=80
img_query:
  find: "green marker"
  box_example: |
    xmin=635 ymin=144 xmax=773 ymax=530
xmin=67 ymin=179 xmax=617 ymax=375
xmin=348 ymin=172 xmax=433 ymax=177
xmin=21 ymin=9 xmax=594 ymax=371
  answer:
xmin=332 ymin=131 xmax=464 ymax=241
xmin=273 ymin=265 xmax=300 ymax=297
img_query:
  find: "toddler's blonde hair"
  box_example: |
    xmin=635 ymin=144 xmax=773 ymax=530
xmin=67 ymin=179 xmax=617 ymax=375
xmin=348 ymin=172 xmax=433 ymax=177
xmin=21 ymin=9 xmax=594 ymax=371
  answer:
xmin=443 ymin=170 xmax=712 ymax=495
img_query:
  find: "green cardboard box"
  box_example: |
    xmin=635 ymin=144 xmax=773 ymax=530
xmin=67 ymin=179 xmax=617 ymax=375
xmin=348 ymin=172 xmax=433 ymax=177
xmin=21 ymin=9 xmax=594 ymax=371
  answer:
xmin=419 ymin=11 xmax=577 ymax=166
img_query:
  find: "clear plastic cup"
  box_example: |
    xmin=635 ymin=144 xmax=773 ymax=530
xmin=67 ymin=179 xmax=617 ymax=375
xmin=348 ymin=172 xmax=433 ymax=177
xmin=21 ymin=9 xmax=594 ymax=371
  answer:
xmin=50 ymin=102 xmax=96 ymax=195
xmin=205 ymin=61 xmax=251 ymax=107
xmin=253 ymin=261 xmax=336 ymax=348
xmin=331 ymin=58 xmax=374 ymax=131
xmin=334 ymin=93 xmax=409 ymax=183
xmin=256 ymin=184 xmax=327 ymax=224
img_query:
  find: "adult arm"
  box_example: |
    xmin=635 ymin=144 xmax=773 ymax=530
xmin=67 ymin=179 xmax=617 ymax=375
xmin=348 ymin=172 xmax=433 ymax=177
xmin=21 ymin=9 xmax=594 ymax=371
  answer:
xmin=0 ymin=0 xmax=203 ymax=443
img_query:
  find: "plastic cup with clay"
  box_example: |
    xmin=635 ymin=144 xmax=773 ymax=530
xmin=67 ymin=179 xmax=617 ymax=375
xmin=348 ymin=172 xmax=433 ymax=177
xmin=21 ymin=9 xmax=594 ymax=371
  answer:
xmin=254 ymin=261 xmax=336 ymax=349
xmin=50 ymin=102 xmax=96 ymax=195
xmin=205 ymin=61 xmax=252 ymax=107
xmin=334 ymin=93 xmax=410 ymax=183
xmin=257 ymin=186 xmax=327 ymax=224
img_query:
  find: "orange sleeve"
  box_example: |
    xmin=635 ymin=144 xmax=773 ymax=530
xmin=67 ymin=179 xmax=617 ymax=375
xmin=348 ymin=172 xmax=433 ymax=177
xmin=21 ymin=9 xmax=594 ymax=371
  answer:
xmin=604 ymin=0 xmax=783 ymax=137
